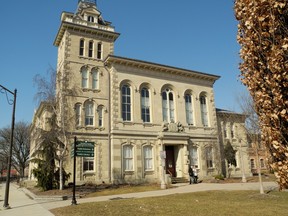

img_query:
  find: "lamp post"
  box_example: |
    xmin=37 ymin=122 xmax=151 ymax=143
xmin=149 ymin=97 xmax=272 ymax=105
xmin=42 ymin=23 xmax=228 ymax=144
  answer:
xmin=0 ymin=84 xmax=17 ymax=209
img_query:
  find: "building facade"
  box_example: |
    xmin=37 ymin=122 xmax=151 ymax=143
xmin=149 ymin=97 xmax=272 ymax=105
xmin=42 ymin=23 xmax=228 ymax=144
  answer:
xmin=216 ymin=109 xmax=252 ymax=178
xmin=29 ymin=1 xmax=251 ymax=185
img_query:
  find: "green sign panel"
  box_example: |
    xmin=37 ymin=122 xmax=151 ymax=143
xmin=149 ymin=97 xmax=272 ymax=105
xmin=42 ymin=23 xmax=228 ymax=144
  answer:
xmin=71 ymin=141 xmax=95 ymax=158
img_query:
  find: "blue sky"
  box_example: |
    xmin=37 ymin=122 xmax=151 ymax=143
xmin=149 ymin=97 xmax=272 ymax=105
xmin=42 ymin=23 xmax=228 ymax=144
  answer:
xmin=0 ymin=0 xmax=247 ymax=128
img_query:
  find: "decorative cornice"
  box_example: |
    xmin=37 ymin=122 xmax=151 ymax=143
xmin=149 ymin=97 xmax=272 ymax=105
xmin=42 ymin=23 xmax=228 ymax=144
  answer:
xmin=54 ymin=21 xmax=120 ymax=47
xmin=105 ymin=55 xmax=220 ymax=83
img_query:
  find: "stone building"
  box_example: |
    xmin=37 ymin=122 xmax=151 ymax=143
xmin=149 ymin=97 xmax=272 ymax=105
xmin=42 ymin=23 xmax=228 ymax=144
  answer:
xmin=29 ymin=0 xmax=251 ymax=185
xmin=216 ymin=109 xmax=252 ymax=179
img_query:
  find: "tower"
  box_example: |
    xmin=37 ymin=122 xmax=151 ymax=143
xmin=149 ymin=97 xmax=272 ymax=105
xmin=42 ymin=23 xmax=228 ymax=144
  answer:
xmin=53 ymin=1 xmax=120 ymax=183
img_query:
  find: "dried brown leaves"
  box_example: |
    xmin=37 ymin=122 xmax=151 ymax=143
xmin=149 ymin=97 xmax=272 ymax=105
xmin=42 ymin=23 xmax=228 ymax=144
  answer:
xmin=235 ymin=0 xmax=288 ymax=190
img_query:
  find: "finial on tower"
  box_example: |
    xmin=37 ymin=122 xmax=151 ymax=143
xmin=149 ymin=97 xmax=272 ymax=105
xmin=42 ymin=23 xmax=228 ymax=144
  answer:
xmin=78 ymin=0 xmax=97 ymax=4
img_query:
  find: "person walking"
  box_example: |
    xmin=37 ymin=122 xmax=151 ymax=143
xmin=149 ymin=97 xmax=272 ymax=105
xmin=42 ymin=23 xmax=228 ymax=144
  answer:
xmin=188 ymin=165 xmax=194 ymax=184
xmin=193 ymin=165 xmax=198 ymax=184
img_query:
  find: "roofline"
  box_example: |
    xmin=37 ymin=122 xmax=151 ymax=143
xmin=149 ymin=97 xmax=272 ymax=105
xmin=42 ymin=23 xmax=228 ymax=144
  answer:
xmin=54 ymin=21 xmax=120 ymax=47
xmin=216 ymin=108 xmax=248 ymax=117
xmin=104 ymin=55 xmax=221 ymax=82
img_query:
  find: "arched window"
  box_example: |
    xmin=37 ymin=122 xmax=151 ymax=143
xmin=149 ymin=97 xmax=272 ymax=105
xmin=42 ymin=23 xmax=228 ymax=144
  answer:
xmin=162 ymin=89 xmax=175 ymax=122
xmin=141 ymin=88 xmax=150 ymax=123
xmin=81 ymin=67 xmax=88 ymax=88
xmin=91 ymin=68 xmax=99 ymax=89
xmin=185 ymin=94 xmax=194 ymax=125
xmin=97 ymin=106 xmax=103 ymax=127
xmin=85 ymin=101 xmax=94 ymax=126
xmin=123 ymin=145 xmax=133 ymax=171
xmin=87 ymin=16 xmax=94 ymax=23
xmin=200 ymin=95 xmax=208 ymax=127
xmin=143 ymin=145 xmax=153 ymax=171
xmin=79 ymin=39 xmax=85 ymax=56
xmin=75 ymin=104 xmax=81 ymax=126
xmin=88 ymin=41 xmax=94 ymax=58
xmin=121 ymin=85 xmax=131 ymax=121
xmin=97 ymin=42 xmax=102 ymax=59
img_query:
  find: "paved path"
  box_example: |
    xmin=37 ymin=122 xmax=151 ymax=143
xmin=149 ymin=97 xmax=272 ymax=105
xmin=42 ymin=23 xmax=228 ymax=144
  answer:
xmin=0 ymin=181 xmax=279 ymax=216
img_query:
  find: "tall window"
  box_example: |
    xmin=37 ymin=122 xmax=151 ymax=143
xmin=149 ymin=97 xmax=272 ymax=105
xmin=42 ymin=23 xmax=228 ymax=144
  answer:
xmin=123 ymin=145 xmax=133 ymax=171
xmin=92 ymin=68 xmax=99 ymax=89
xmin=143 ymin=146 xmax=153 ymax=171
xmin=121 ymin=85 xmax=131 ymax=121
xmin=83 ymin=157 xmax=94 ymax=171
xmin=185 ymin=94 xmax=194 ymax=125
xmin=81 ymin=67 xmax=88 ymax=88
xmin=206 ymin=147 xmax=213 ymax=168
xmin=190 ymin=146 xmax=198 ymax=166
xmin=162 ymin=89 xmax=175 ymax=122
xmin=97 ymin=42 xmax=102 ymax=59
xmin=141 ymin=88 xmax=150 ymax=123
xmin=231 ymin=124 xmax=235 ymax=138
xmin=260 ymin=159 xmax=265 ymax=168
xmin=224 ymin=122 xmax=228 ymax=138
xmin=85 ymin=102 xmax=94 ymax=126
xmin=250 ymin=159 xmax=255 ymax=169
xmin=88 ymin=41 xmax=94 ymax=58
xmin=98 ymin=106 xmax=103 ymax=127
xmin=79 ymin=39 xmax=85 ymax=56
xmin=200 ymin=95 xmax=208 ymax=127
xmin=75 ymin=104 xmax=81 ymax=126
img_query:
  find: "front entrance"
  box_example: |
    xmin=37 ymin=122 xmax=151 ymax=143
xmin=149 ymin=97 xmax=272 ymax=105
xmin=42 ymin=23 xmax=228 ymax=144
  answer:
xmin=165 ymin=146 xmax=176 ymax=177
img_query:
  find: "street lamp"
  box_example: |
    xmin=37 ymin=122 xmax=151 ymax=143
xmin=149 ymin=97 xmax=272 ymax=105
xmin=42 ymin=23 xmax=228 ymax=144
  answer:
xmin=0 ymin=84 xmax=17 ymax=209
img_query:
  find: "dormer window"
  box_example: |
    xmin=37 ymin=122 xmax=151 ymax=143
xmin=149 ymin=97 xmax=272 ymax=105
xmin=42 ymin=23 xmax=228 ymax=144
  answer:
xmin=88 ymin=16 xmax=94 ymax=23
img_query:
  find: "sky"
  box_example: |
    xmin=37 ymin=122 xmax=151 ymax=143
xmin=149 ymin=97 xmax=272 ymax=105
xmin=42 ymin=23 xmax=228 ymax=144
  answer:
xmin=0 ymin=0 xmax=247 ymax=128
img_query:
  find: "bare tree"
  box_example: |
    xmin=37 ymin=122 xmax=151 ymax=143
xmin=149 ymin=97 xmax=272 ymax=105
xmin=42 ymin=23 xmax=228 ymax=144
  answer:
xmin=0 ymin=121 xmax=30 ymax=178
xmin=235 ymin=1 xmax=288 ymax=190
xmin=237 ymin=92 xmax=264 ymax=193
xmin=33 ymin=68 xmax=68 ymax=190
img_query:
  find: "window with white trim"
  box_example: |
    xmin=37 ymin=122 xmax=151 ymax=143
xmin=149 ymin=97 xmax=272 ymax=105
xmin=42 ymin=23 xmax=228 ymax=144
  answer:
xmin=79 ymin=39 xmax=85 ymax=56
xmin=97 ymin=106 xmax=103 ymax=127
xmin=88 ymin=41 xmax=94 ymax=58
xmin=141 ymin=88 xmax=150 ymax=123
xmin=83 ymin=157 xmax=94 ymax=171
xmin=143 ymin=145 xmax=153 ymax=171
xmin=92 ymin=68 xmax=99 ymax=90
xmin=87 ymin=16 xmax=94 ymax=23
xmin=121 ymin=85 xmax=131 ymax=121
xmin=123 ymin=145 xmax=133 ymax=171
xmin=85 ymin=102 xmax=94 ymax=126
xmin=97 ymin=42 xmax=102 ymax=59
xmin=162 ymin=89 xmax=175 ymax=122
xmin=185 ymin=94 xmax=194 ymax=125
xmin=81 ymin=67 xmax=88 ymax=88
xmin=200 ymin=95 xmax=208 ymax=127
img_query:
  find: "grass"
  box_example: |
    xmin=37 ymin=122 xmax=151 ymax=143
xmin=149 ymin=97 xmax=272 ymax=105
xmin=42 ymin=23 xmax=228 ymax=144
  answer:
xmin=51 ymin=190 xmax=288 ymax=216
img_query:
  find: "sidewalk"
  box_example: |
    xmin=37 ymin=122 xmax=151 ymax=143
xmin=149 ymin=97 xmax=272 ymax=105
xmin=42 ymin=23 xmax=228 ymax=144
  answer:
xmin=0 ymin=181 xmax=279 ymax=216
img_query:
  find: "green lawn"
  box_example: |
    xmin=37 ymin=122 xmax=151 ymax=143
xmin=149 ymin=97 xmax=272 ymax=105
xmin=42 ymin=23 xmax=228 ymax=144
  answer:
xmin=51 ymin=190 xmax=288 ymax=216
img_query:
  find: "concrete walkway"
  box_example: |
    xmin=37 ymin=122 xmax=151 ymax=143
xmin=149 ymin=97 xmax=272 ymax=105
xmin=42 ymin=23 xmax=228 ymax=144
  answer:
xmin=0 ymin=181 xmax=279 ymax=216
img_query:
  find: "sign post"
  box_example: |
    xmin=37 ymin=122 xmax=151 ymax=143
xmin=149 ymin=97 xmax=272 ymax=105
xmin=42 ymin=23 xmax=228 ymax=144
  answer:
xmin=71 ymin=138 xmax=95 ymax=205
xmin=71 ymin=136 xmax=77 ymax=205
